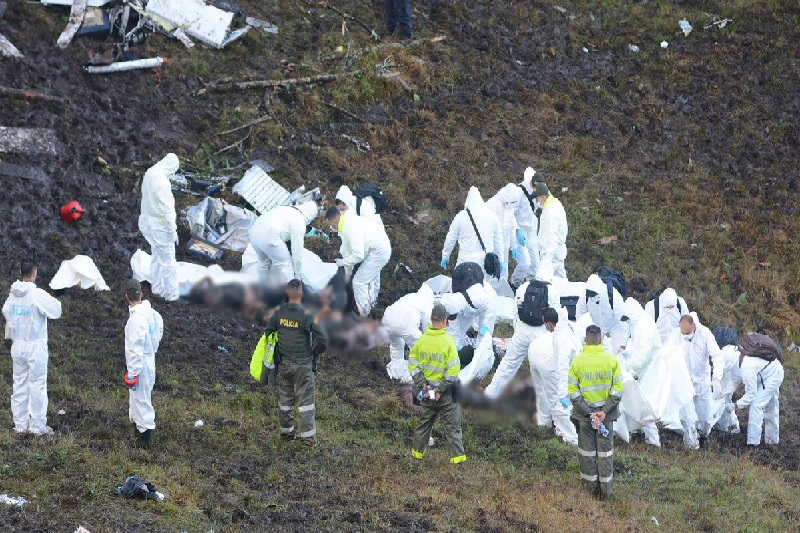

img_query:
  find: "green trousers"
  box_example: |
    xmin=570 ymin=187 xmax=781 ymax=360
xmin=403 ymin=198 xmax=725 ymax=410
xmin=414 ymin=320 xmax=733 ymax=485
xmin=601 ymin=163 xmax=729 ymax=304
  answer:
xmin=412 ymin=391 xmax=465 ymax=463
xmin=277 ymin=360 xmax=316 ymax=439
xmin=577 ymin=419 xmax=615 ymax=498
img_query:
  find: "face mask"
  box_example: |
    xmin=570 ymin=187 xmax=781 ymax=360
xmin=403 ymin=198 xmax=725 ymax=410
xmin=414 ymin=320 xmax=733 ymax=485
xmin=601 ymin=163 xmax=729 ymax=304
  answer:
xmin=682 ymin=333 xmax=694 ymax=341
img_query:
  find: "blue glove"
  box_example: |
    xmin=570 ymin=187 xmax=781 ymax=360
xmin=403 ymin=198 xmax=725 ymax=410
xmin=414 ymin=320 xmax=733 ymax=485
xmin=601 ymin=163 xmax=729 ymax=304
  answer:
xmin=511 ymin=248 xmax=519 ymax=260
xmin=479 ymin=325 xmax=489 ymax=337
xmin=560 ymin=397 xmax=570 ymax=410
xmin=499 ymin=262 xmax=506 ymax=272
xmin=516 ymin=229 xmax=526 ymax=246
xmin=441 ymin=258 xmax=449 ymax=270
xmin=124 ymin=372 xmax=138 ymax=391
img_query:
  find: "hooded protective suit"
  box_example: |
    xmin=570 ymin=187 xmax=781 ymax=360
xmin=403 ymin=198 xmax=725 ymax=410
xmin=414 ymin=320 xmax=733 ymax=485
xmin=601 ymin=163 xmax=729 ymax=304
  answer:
xmin=125 ymin=299 xmax=163 ymax=433
xmin=644 ymin=288 xmax=690 ymax=345
xmin=338 ymin=213 xmax=392 ymax=316
xmin=381 ymin=283 xmax=435 ymax=383
xmin=584 ymin=274 xmax=626 ymax=352
xmin=249 ymin=201 xmax=319 ymax=284
xmin=3 ymin=280 xmax=62 ymax=434
xmin=336 ymin=185 xmax=384 ymax=227
xmin=536 ymin=193 xmax=568 ymax=279
xmin=138 ymin=153 xmax=180 ymax=301
xmin=510 ymin=168 xmax=541 ymax=286
xmin=484 ymin=280 xmax=561 ymax=399
xmin=440 ymin=280 xmax=497 ymax=350
xmin=671 ymin=314 xmax=723 ymax=449
xmin=714 ymin=345 xmax=742 ymax=434
xmin=485 ymin=183 xmax=527 ymax=280
xmin=737 ymin=356 xmax=784 ymax=446
xmin=442 ymin=187 xmax=504 ymax=275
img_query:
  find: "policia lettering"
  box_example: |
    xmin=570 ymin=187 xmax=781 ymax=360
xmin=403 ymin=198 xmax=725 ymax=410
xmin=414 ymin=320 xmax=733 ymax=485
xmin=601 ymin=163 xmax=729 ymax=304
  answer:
xmin=265 ymin=299 xmax=326 ymax=442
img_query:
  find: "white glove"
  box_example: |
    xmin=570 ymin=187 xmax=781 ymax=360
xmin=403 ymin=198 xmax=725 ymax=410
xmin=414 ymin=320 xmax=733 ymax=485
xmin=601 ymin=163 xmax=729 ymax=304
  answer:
xmin=711 ymin=380 xmax=724 ymax=401
xmin=335 ymin=258 xmax=344 ymax=267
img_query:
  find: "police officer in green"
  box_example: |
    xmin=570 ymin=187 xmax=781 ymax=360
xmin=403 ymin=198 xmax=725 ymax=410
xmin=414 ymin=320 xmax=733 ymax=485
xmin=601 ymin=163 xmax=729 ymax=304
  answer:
xmin=409 ymin=304 xmax=465 ymax=464
xmin=264 ymin=279 xmax=326 ymax=444
xmin=568 ymin=325 xmax=624 ymax=499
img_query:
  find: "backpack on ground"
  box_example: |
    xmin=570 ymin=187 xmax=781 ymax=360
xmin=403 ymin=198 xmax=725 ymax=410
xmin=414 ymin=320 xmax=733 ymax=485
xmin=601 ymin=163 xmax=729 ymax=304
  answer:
xmin=518 ymin=280 xmax=549 ymax=327
xmin=739 ymin=332 xmax=783 ymax=362
xmin=451 ymin=261 xmax=484 ymax=294
xmin=652 ymin=287 xmax=683 ymax=321
xmin=353 ymin=183 xmax=388 ymax=215
xmin=597 ymin=266 xmax=627 ymax=308
xmin=712 ymin=326 xmax=738 ymax=348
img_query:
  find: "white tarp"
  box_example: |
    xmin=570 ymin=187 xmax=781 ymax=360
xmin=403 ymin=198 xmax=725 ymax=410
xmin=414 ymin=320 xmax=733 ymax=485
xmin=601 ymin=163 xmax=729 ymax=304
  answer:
xmin=241 ymin=244 xmax=338 ymax=293
xmin=619 ymin=374 xmax=656 ymax=433
xmin=458 ymin=331 xmax=495 ymax=384
xmin=50 ymin=255 xmax=110 ymax=291
xmin=638 ymin=340 xmax=695 ymax=423
xmin=182 ymin=197 xmax=257 ymax=252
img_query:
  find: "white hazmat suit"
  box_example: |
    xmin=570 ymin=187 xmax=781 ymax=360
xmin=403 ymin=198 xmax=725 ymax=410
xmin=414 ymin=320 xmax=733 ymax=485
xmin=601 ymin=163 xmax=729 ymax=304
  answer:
xmin=441 ymin=187 xmax=504 ymax=277
xmin=336 ymin=185 xmax=384 ymax=227
xmin=338 ymin=213 xmax=392 ymax=316
xmin=485 ymin=183 xmax=526 ymax=280
xmin=3 ymin=280 xmax=62 ymax=434
xmin=584 ymin=274 xmax=626 ymax=352
xmin=138 ymin=153 xmax=180 ymax=301
xmin=125 ymin=299 xmax=163 ymax=434
xmin=737 ymin=356 xmax=784 ymax=446
xmin=381 ymin=283 xmax=434 ymax=383
xmin=249 ymin=201 xmax=319 ymax=284
xmin=536 ymin=193 xmax=568 ymax=279
xmin=714 ymin=345 xmax=742 ymax=434
xmin=644 ymin=288 xmax=689 ymax=345
xmin=510 ymin=168 xmax=541 ymax=286
xmin=440 ymin=280 xmax=497 ymax=350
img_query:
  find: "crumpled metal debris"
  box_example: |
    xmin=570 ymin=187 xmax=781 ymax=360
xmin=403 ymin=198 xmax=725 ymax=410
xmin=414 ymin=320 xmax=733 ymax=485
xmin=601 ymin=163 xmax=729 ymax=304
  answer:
xmin=116 ymin=475 xmax=165 ymax=502
xmin=0 ymin=494 xmax=28 ymax=507
xmin=679 ymin=19 xmax=693 ymax=36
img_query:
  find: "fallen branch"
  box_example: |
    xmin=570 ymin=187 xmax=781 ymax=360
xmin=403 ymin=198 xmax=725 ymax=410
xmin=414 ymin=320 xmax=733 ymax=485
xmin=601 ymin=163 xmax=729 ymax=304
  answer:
xmin=321 ymin=99 xmax=365 ymax=123
xmin=0 ymin=86 xmax=64 ymax=103
xmin=299 ymin=0 xmax=379 ymax=40
xmin=217 ymin=115 xmax=272 ymax=135
xmin=198 ymin=70 xmax=364 ymax=94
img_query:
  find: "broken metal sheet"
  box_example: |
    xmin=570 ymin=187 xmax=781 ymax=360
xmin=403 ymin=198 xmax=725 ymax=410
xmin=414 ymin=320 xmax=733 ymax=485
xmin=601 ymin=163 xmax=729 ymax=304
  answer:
xmin=56 ymin=0 xmax=88 ymax=49
xmin=182 ymin=197 xmax=257 ymax=252
xmin=145 ymin=0 xmax=248 ymax=49
xmin=85 ymin=56 xmax=167 ymax=74
xmin=0 ymin=32 xmax=23 ymax=58
xmin=232 ymin=164 xmax=292 ymax=214
xmin=0 ymin=127 xmax=61 ymax=156
xmin=245 ymin=16 xmax=279 ymax=35
xmin=40 ymin=0 xmax=112 ymax=6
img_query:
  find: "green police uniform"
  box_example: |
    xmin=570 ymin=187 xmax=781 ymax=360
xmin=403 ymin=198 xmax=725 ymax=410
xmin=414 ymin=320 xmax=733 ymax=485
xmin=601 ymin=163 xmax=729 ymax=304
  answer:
xmin=265 ymin=302 xmax=326 ymax=441
xmin=409 ymin=325 xmax=465 ymax=464
xmin=568 ymin=344 xmax=624 ymax=499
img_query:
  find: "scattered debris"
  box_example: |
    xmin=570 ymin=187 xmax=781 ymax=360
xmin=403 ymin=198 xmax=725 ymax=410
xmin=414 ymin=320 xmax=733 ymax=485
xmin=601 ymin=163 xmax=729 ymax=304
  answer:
xmin=661 ymin=41 xmax=669 ymax=48
xmin=60 ymin=200 xmax=86 ymax=223
xmin=787 ymin=342 xmax=799 ymax=353
xmin=0 ymin=85 xmax=64 ymax=103
xmin=704 ymin=18 xmax=732 ymax=30
xmin=309 ymin=0 xmax=379 ymax=40
xmin=56 ymin=0 xmax=89 ymax=49
xmin=341 ymin=133 xmax=370 ymax=152
xmin=582 ymin=46 xmax=589 ymax=53
xmin=679 ymin=19 xmax=693 ymax=36
xmin=86 ymin=56 xmax=168 ymax=74
xmin=628 ymin=44 xmax=640 ymax=53
xmin=116 ymin=475 xmax=165 ymax=502
xmin=50 ymin=255 xmax=110 ymax=291
xmin=0 ymin=127 xmax=61 ymax=156
xmin=408 ymin=210 xmax=432 ymax=226
xmin=194 ymin=420 xmax=204 ymax=427
xmin=561 ymin=186 xmax=569 ymax=193
xmin=595 ymin=235 xmax=618 ymax=245
xmin=231 ymin=163 xmax=320 ymax=215
xmin=393 ymin=263 xmax=413 ymax=277
xmin=40 ymin=0 xmax=112 ymax=6
xmin=245 ymin=16 xmax=279 ymax=35
xmin=758 ymin=261 xmax=772 ymax=268
xmin=145 ymin=0 xmax=250 ymax=49
xmin=0 ymin=494 xmax=27 ymax=507
xmin=74 ymin=527 xmax=92 ymax=533
xmin=186 ymin=237 xmax=225 ymax=262
xmin=198 ymin=70 xmax=365 ymax=95
xmin=651 ymin=516 xmax=660 ymax=527
xmin=58 ymin=409 xmax=66 ymax=415
xmin=217 ymin=345 xmax=229 ymax=353
xmin=0 ymin=32 xmax=23 ymax=58
xmin=553 ymin=5 xmax=567 ymax=14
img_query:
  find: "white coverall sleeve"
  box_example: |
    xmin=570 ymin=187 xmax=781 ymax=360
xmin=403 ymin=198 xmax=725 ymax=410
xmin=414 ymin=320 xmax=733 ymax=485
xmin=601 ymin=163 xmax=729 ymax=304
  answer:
xmin=152 ymin=310 xmax=164 ymax=353
xmin=342 ymin=223 xmax=366 ymax=270
xmin=419 ymin=308 xmax=431 ymax=332
xmin=290 ymin=215 xmax=306 ymax=277
xmin=491 ymin=216 xmax=504 ymax=257
xmin=2 ymin=298 xmax=12 ymax=340
xmin=33 ymin=288 xmax=62 ymax=319
xmin=442 ymin=214 xmax=461 ymax=259
xmin=125 ymin=315 xmax=148 ymax=377
xmin=477 ymin=290 xmax=497 ymax=333
xmin=707 ymin=332 xmax=724 ymax=383
xmin=736 ymin=364 xmax=758 ymax=409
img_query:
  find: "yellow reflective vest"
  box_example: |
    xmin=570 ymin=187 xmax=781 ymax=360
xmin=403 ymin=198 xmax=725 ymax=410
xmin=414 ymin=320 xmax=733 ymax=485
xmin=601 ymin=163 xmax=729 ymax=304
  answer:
xmin=408 ymin=326 xmax=460 ymax=393
xmin=567 ymin=344 xmax=624 ymax=412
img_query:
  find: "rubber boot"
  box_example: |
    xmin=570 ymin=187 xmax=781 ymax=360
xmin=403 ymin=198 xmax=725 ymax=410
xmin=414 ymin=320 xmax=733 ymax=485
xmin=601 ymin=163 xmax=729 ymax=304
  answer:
xmin=137 ymin=429 xmax=154 ymax=448
xmin=398 ymin=383 xmax=421 ymax=412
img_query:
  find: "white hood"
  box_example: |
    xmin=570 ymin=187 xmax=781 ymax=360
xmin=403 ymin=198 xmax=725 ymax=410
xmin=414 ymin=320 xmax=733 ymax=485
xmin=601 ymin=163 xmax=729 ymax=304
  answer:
xmin=335 ymin=185 xmax=356 ymax=209
xmin=494 ymin=182 xmax=520 ymax=204
xmin=10 ymin=280 xmax=34 ymax=297
xmin=464 ymin=186 xmax=485 ymax=210
xmin=622 ymin=297 xmax=645 ymax=325
xmin=522 ymin=167 xmax=536 ymax=191
xmin=295 ymin=200 xmax=319 ymax=225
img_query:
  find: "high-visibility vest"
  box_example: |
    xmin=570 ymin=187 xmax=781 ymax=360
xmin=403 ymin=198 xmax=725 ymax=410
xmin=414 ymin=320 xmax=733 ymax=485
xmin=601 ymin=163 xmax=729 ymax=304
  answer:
xmin=567 ymin=344 xmax=624 ymax=408
xmin=250 ymin=332 xmax=279 ymax=381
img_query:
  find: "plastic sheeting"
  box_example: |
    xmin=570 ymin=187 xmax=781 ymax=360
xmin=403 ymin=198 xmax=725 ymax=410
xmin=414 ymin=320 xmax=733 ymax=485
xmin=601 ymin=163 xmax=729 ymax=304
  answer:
xmin=241 ymin=244 xmax=337 ymax=293
xmin=458 ymin=332 xmax=495 ymax=384
xmin=182 ymin=198 xmax=257 ymax=252
xmin=638 ymin=340 xmax=695 ymax=423
xmin=49 ymin=255 xmax=109 ymax=291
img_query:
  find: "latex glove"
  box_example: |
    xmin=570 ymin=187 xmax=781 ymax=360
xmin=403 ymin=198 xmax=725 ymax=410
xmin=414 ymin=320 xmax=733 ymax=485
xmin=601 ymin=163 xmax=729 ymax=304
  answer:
xmin=711 ymin=380 xmax=724 ymax=401
xmin=516 ymin=229 xmax=526 ymax=246
xmin=511 ymin=248 xmax=519 ymax=260
xmin=441 ymin=257 xmax=449 ymax=270
xmin=559 ymin=397 xmax=570 ymax=410
xmin=479 ymin=325 xmax=489 ymax=337
xmin=124 ymin=372 xmax=139 ymax=391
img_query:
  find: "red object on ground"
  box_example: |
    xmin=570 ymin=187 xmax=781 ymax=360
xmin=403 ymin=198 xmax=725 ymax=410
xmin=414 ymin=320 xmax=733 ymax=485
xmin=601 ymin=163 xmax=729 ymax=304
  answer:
xmin=60 ymin=200 xmax=85 ymax=223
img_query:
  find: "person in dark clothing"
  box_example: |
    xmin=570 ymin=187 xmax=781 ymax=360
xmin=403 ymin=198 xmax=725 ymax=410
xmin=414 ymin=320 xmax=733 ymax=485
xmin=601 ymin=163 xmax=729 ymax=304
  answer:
xmin=264 ymin=279 xmax=327 ymax=444
xmin=385 ymin=0 xmax=413 ymax=40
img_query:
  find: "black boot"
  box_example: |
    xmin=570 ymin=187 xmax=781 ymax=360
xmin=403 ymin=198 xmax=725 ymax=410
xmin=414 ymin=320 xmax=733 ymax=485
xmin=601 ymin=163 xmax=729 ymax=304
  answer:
xmin=698 ymin=436 xmax=708 ymax=450
xmin=137 ymin=429 xmax=154 ymax=448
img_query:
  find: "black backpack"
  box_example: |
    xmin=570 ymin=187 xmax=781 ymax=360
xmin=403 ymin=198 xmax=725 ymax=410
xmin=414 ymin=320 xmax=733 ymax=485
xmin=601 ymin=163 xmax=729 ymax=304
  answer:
xmin=597 ymin=266 xmax=627 ymax=308
xmin=652 ymin=288 xmax=683 ymax=321
xmin=451 ymin=262 xmax=484 ymax=295
xmin=353 ymin=183 xmax=388 ymax=215
xmin=518 ymin=280 xmax=549 ymax=327
xmin=712 ymin=326 xmax=738 ymax=348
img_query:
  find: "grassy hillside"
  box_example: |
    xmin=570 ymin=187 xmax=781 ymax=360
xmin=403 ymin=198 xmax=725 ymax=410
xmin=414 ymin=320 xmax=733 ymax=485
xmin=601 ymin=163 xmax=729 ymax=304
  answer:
xmin=0 ymin=0 xmax=798 ymax=530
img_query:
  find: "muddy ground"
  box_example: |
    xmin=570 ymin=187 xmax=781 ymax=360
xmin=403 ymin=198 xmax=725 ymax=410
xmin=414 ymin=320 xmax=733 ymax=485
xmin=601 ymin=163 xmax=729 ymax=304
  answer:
xmin=1 ymin=0 xmax=799 ymax=530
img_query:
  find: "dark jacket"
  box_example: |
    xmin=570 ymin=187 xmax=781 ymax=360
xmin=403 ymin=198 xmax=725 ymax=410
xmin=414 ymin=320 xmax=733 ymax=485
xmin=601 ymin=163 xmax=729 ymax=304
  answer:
xmin=265 ymin=302 xmax=326 ymax=364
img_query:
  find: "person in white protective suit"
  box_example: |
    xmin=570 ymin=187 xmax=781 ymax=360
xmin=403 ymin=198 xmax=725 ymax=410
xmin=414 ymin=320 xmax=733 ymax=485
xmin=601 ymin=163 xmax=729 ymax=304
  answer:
xmin=123 ymin=279 xmax=164 ymax=448
xmin=439 ymin=279 xmax=497 ymax=351
xmin=644 ymin=287 xmax=690 ymax=345
xmin=325 ymin=207 xmax=392 ymax=316
xmin=528 ymin=307 xmax=580 ymax=445
xmin=335 ymin=185 xmax=384 ymax=228
xmin=533 ymin=182 xmax=568 ymax=279
xmin=138 ymin=153 xmax=180 ymax=301
xmin=441 ymin=187 xmax=504 ymax=278
xmin=616 ymin=297 xmax=662 ymax=446
xmin=381 ymin=283 xmax=435 ymax=383
xmin=484 ymin=280 xmax=561 ymax=399
xmin=674 ymin=314 xmax=724 ymax=449
xmin=510 ymin=167 xmax=543 ymax=287
xmin=714 ymin=343 xmax=742 ymax=434
xmin=583 ymin=274 xmax=626 ymax=353
xmin=248 ymin=201 xmax=320 ymax=284
xmin=2 ymin=260 xmax=62 ymax=435
xmin=736 ymin=349 xmax=784 ymax=447
xmin=485 ymin=183 xmax=527 ymax=281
